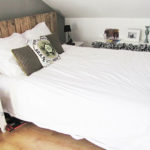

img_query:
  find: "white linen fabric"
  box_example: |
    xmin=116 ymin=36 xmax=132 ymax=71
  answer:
xmin=0 ymin=33 xmax=27 ymax=76
xmin=1 ymin=45 xmax=150 ymax=150
xmin=22 ymin=22 xmax=51 ymax=40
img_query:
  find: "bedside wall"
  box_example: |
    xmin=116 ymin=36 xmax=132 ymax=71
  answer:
xmin=66 ymin=18 xmax=150 ymax=43
xmin=0 ymin=0 xmax=52 ymax=20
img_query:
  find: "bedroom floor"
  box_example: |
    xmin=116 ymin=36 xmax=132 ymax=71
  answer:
xmin=0 ymin=123 xmax=104 ymax=150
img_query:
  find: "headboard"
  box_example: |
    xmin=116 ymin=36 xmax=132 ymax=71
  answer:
xmin=0 ymin=11 xmax=57 ymax=38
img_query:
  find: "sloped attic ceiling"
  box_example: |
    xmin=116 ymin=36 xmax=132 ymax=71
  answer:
xmin=43 ymin=0 xmax=150 ymax=18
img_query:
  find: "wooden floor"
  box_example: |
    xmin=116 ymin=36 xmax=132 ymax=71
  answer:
xmin=0 ymin=123 xmax=105 ymax=150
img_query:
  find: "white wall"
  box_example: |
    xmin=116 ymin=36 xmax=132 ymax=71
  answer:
xmin=66 ymin=18 xmax=150 ymax=43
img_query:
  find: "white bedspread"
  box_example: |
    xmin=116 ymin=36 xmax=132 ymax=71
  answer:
xmin=1 ymin=45 xmax=150 ymax=150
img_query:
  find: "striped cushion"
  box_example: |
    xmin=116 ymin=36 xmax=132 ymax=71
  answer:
xmin=46 ymin=34 xmax=64 ymax=54
xmin=12 ymin=46 xmax=43 ymax=76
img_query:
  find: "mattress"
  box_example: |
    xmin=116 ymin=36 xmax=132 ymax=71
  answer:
xmin=0 ymin=45 xmax=150 ymax=150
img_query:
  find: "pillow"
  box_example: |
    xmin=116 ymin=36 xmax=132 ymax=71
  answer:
xmin=0 ymin=33 xmax=27 ymax=76
xmin=12 ymin=46 xmax=43 ymax=76
xmin=45 ymin=34 xmax=64 ymax=54
xmin=28 ymin=36 xmax=60 ymax=67
xmin=22 ymin=22 xmax=51 ymax=40
xmin=0 ymin=33 xmax=27 ymax=49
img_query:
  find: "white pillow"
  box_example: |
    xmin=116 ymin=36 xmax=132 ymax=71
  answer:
xmin=0 ymin=33 xmax=27 ymax=77
xmin=22 ymin=22 xmax=51 ymax=40
xmin=0 ymin=33 xmax=27 ymax=49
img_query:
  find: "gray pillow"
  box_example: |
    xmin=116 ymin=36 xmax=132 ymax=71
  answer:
xmin=12 ymin=46 xmax=43 ymax=76
xmin=45 ymin=34 xmax=64 ymax=54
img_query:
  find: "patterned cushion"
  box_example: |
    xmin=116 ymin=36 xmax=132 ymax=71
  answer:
xmin=92 ymin=41 xmax=150 ymax=52
xmin=12 ymin=46 xmax=43 ymax=76
xmin=45 ymin=34 xmax=64 ymax=54
xmin=28 ymin=36 xmax=60 ymax=67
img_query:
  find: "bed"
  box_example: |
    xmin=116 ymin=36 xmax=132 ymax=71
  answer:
xmin=0 ymin=12 xmax=150 ymax=150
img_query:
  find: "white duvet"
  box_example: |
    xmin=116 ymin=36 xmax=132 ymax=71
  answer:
xmin=0 ymin=45 xmax=150 ymax=150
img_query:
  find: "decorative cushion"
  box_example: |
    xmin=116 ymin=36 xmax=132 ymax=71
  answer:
xmin=45 ymin=34 xmax=64 ymax=54
xmin=12 ymin=46 xmax=43 ymax=76
xmin=92 ymin=41 xmax=150 ymax=52
xmin=28 ymin=36 xmax=60 ymax=67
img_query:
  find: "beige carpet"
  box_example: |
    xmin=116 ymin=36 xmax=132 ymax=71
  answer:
xmin=0 ymin=123 xmax=105 ymax=150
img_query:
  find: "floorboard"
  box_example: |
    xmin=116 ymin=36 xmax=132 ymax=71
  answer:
xmin=0 ymin=123 xmax=105 ymax=150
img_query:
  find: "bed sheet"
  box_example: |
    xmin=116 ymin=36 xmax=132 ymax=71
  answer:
xmin=0 ymin=45 xmax=150 ymax=150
